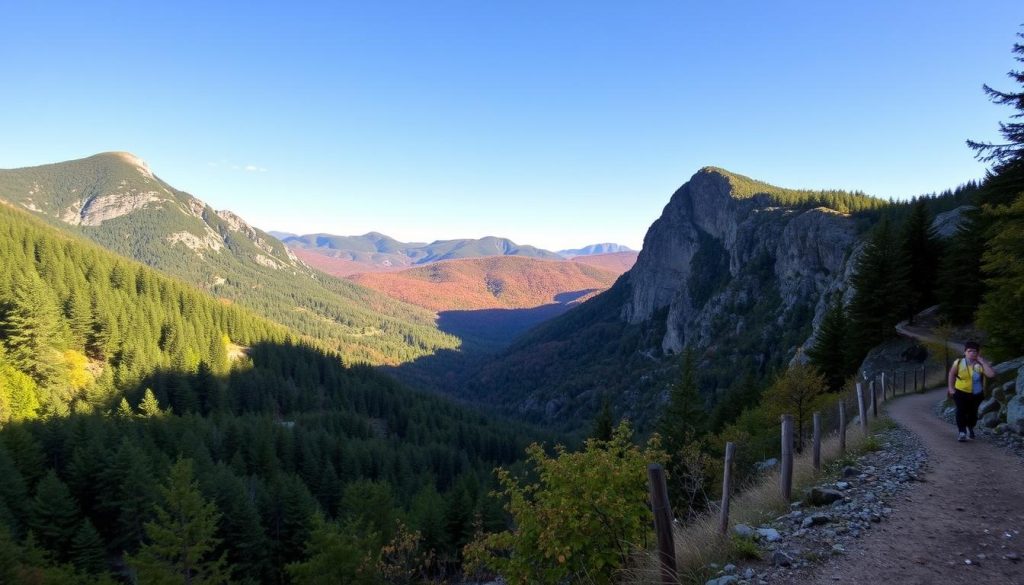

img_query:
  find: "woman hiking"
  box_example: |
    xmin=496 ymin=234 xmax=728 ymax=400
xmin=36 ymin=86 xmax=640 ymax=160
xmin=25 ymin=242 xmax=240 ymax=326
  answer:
xmin=946 ymin=341 xmax=996 ymax=442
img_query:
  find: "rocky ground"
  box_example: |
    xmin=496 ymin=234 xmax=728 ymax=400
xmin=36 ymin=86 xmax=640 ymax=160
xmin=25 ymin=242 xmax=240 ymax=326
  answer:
xmin=705 ymin=389 xmax=1024 ymax=585
xmin=937 ymin=397 xmax=1024 ymax=461
xmin=703 ymin=426 xmax=930 ymax=585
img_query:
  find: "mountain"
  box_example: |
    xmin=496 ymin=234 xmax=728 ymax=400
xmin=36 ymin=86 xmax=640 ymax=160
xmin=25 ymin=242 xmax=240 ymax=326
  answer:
xmin=0 ymin=153 xmax=458 ymax=365
xmin=557 ymin=243 xmax=634 ymax=258
xmin=460 ymin=167 xmax=890 ymax=430
xmin=279 ymin=231 xmax=563 ymax=274
xmin=349 ymin=256 xmax=621 ymax=350
xmin=570 ymin=251 xmax=639 ymax=275
xmin=267 ymin=230 xmax=297 ymax=239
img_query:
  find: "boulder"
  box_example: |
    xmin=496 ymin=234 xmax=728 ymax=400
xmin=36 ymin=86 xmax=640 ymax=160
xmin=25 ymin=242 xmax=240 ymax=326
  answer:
xmin=1007 ymin=367 xmax=1024 ymax=426
xmin=807 ymin=487 xmax=844 ymax=506
xmin=757 ymin=527 xmax=781 ymax=542
xmin=979 ymin=396 xmax=1000 ymax=416
xmin=733 ymin=524 xmax=754 ymax=538
xmin=842 ymin=466 xmax=861 ymax=478
xmin=980 ymin=411 xmax=1000 ymax=428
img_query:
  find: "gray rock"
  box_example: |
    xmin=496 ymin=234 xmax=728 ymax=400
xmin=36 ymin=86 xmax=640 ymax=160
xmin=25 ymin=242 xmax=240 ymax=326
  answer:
xmin=979 ymin=396 xmax=1001 ymax=416
xmin=835 ymin=481 xmax=850 ymax=490
xmin=705 ymin=577 xmax=738 ymax=585
xmin=723 ymin=563 xmax=736 ymax=574
xmin=801 ymin=513 xmax=830 ymax=528
xmin=994 ymin=356 xmax=1024 ymax=376
xmin=771 ymin=550 xmax=793 ymax=567
xmin=743 ymin=568 xmax=756 ymax=579
xmin=807 ymin=487 xmax=844 ymax=506
xmin=733 ymin=524 xmax=754 ymax=538
xmin=981 ymin=411 xmax=1000 ymax=428
xmin=757 ymin=528 xmax=781 ymax=542
xmin=1007 ymin=368 xmax=1024 ymax=425
xmin=994 ymin=423 xmax=1011 ymax=435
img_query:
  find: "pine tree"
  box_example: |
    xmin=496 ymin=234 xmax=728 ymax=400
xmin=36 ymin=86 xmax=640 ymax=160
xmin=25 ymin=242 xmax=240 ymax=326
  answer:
xmin=806 ymin=299 xmax=852 ymax=392
xmin=590 ymin=395 xmax=614 ymax=441
xmin=656 ymin=346 xmax=704 ymax=454
xmin=127 ymin=458 xmax=230 ymax=585
xmin=967 ymin=29 xmax=1024 ymax=176
xmin=29 ymin=470 xmax=80 ymax=561
xmin=977 ymin=196 xmax=1024 ymax=359
xmin=900 ymin=199 xmax=942 ymax=316
xmin=0 ymin=271 xmax=65 ymax=386
xmin=70 ymin=519 xmax=107 ymax=574
xmin=847 ymin=218 xmax=911 ymax=362
xmin=139 ymin=388 xmax=164 ymax=418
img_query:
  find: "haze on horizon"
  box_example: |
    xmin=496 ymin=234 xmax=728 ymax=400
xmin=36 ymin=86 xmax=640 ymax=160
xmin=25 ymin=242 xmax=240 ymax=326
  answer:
xmin=0 ymin=0 xmax=1018 ymax=250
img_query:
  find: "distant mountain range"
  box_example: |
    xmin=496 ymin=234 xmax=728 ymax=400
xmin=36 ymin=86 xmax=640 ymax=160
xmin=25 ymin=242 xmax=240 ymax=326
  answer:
xmin=272 ymin=230 xmax=635 ymax=275
xmin=557 ymin=243 xmax=634 ymax=258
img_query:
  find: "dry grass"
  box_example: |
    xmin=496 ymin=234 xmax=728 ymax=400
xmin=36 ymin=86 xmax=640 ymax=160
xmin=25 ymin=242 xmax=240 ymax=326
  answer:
xmin=622 ymin=415 xmax=892 ymax=585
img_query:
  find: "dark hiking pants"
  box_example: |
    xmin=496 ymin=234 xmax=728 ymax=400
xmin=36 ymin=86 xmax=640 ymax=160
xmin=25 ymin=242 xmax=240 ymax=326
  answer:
xmin=953 ymin=391 xmax=983 ymax=432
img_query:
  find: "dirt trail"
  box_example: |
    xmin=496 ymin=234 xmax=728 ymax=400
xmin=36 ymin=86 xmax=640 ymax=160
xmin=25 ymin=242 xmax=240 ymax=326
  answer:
xmin=794 ymin=388 xmax=1024 ymax=585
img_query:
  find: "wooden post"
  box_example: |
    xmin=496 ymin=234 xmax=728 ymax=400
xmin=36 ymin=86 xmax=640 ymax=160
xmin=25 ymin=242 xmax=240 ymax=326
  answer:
xmin=870 ymin=380 xmax=877 ymax=418
xmin=856 ymin=383 xmax=868 ymax=435
xmin=812 ymin=412 xmax=821 ymax=472
xmin=838 ymin=400 xmax=847 ymax=454
xmin=719 ymin=442 xmax=736 ymax=535
xmin=647 ymin=464 xmax=677 ymax=584
xmin=780 ymin=415 xmax=794 ymax=502
xmin=881 ymin=371 xmax=886 ymax=401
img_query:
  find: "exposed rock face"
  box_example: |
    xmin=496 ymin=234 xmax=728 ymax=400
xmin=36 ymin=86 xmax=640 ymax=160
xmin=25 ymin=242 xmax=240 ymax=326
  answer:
xmin=624 ymin=168 xmax=859 ymax=355
xmin=931 ymin=205 xmax=974 ymax=239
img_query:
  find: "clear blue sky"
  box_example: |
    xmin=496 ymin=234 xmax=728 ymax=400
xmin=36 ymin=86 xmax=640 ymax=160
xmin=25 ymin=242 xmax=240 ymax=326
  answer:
xmin=0 ymin=1 xmax=1019 ymax=250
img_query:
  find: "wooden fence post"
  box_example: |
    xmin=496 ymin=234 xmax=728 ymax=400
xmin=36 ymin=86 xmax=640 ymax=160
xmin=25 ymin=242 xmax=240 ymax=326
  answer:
xmin=812 ymin=412 xmax=821 ymax=472
xmin=838 ymin=400 xmax=846 ymax=454
xmin=719 ymin=442 xmax=736 ymax=535
xmin=856 ymin=383 xmax=868 ymax=435
xmin=871 ymin=380 xmax=877 ymax=418
xmin=780 ymin=415 xmax=794 ymax=502
xmin=647 ymin=464 xmax=677 ymax=584
xmin=881 ymin=371 xmax=886 ymax=401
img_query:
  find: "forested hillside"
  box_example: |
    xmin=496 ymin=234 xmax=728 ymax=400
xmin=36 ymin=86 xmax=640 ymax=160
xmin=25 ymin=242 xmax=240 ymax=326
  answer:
xmin=0 ymin=203 xmax=541 ymax=583
xmin=0 ymin=153 xmax=460 ymax=366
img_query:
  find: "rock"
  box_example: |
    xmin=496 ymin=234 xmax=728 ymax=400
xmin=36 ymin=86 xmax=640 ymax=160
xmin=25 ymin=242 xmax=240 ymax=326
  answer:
xmin=743 ymin=568 xmax=756 ymax=579
xmin=807 ymin=487 xmax=844 ymax=506
xmin=801 ymin=513 xmax=830 ymax=528
xmin=979 ymin=396 xmax=1001 ymax=416
xmin=994 ymin=423 xmax=1010 ymax=435
xmin=705 ymin=577 xmax=738 ymax=585
xmin=757 ymin=528 xmax=781 ymax=542
xmin=733 ymin=524 xmax=754 ymax=538
xmin=771 ymin=551 xmax=793 ymax=567
xmin=723 ymin=563 xmax=736 ymax=574
xmin=756 ymin=458 xmax=779 ymax=472
xmin=994 ymin=381 xmax=1013 ymax=402
xmin=994 ymin=356 xmax=1024 ymax=376
xmin=1006 ymin=368 xmax=1024 ymax=425
xmin=981 ymin=411 xmax=1000 ymax=428
xmin=835 ymin=481 xmax=850 ymax=490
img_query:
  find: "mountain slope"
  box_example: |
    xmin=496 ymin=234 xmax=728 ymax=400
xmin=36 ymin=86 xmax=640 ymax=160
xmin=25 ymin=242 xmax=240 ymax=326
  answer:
xmin=558 ymin=243 xmax=634 ymax=258
xmin=0 ymin=153 xmax=459 ymax=365
xmin=570 ymin=251 xmax=638 ymax=274
xmin=347 ymin=256 xmax=619 ymax=312
xmin=461 ymin=167 xmax=888 ymax=430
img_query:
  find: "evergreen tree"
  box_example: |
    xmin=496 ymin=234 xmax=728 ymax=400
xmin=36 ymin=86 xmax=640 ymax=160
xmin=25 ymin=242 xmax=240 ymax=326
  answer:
xmin=937 ymin=209 xmax=989 ymax=324
xmin=977 ymin=196 xmax=1024 ymax=359
xmin=655 ymin=346 xmax=704 ymax=453
xmin=139 ymin=388 xmax=164 ymax=418
xmin=900 ymin=199 xmax=942 ymax=316
xmin=967 ymin=29 xmax=1024 ymax=176
xmin=70 ymin=519 xmax=107 ymax=575
xmin=127 ymin=458 xmax=230 ymax=585
xmin=29 ymin=470 xmax=80 ymax=561
xmin=590 ymin=395 xmax=614 ymax=441
xmin=806 ymin=299 xmax=852 ymax=392
xmin=0 ymin=271 xmax=65 ymax=386
xmin=847 ymin=218 xmax=911 ymax=362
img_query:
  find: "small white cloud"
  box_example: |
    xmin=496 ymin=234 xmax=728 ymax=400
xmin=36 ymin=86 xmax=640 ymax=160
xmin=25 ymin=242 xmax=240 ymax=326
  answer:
xmin=244 ymin=165 xmax=267 ymax=173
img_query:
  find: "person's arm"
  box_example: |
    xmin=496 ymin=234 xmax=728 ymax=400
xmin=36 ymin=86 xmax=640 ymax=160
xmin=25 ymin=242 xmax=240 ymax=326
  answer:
xmin=947 ymin=361 xmax=958 ymax=397
xmin=978 ymin=355 xmax=996 ymax=378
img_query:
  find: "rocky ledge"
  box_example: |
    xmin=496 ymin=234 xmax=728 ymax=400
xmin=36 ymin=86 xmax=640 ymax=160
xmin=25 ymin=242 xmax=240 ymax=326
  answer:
xmin=705 ymin=426 xmax=929 ymax=585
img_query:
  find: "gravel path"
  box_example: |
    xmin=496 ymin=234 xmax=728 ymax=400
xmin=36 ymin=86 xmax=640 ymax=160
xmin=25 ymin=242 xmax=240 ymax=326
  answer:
xmin=789 ymin=388 xmax=1024 ymax=585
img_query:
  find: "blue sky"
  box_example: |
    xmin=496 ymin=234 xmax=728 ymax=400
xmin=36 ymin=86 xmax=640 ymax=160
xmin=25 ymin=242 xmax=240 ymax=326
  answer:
xmin=1 ymin=1 xmax=1020 ymax=250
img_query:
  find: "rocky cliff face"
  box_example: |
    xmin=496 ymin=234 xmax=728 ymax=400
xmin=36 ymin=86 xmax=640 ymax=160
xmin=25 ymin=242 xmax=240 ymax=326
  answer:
xmin=625 ymin=168 xmax=859 ymax=357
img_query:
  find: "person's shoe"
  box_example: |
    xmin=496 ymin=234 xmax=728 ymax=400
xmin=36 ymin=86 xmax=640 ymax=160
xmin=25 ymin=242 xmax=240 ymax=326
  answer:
xmin=958 ymin=432 xmax=967 ymax=442
xmin=968 ymin=428 xmax=976 ymax=439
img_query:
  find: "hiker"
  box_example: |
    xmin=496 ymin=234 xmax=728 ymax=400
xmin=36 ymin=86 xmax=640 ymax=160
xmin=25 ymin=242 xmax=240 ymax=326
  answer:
xmin=946 ymin=341 xmax=995 ymax=442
